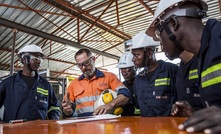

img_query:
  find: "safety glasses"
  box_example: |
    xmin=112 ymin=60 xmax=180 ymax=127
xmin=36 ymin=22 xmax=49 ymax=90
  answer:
xmin=76 ymin=57 xmax=93 ymax=68
xmin=120 ymin=67 xmax=133 ymax=74
xmin=29 ymin=55 xmax=43 ymax=62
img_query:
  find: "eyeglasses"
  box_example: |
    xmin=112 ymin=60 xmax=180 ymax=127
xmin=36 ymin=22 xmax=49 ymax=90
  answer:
xmin=76 ymin=57 xmax=93 ymax=68
xmin=120 ymin=68 xmax=133 ymax=74
xmin=29 ymin=55 xmax=43 ymax=61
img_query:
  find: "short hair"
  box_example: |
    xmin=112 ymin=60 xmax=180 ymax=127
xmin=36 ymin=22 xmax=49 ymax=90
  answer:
xmin=75 ymin=48 xmax=93 ymax=60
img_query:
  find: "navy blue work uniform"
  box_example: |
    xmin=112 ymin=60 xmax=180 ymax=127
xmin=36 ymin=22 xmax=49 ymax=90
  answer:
xmin=198 ymin=19 xmax=221 ymax=108
xmin=0 ymin=71 xmax=60 ymax=122
xmin=175 ymin=55 xmax=203 ymax=111
xmin=121 ymin=79 xmax=139 ymax=116
xmin=134 ymin=60 xmax=178 ymax=117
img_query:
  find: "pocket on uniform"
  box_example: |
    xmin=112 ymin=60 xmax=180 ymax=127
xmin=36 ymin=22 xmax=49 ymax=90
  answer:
xmin=74 ymin=88 xmax=84 ymax=97
xmin=35 ymin=94 xmax=48 ymax=110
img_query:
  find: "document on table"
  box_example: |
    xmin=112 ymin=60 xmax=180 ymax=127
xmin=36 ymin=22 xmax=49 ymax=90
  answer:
xmin=56 ymin=114 xmax=121 ymax=124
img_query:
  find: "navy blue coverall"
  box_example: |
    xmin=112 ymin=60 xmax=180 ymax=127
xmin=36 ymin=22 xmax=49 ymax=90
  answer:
xmin=198 ymin=19 xmax=221 ymax=108
xmin=121 ymin=79 xmax=139 ymax=116
xmin=0 ymin=71 xmax=60 ymax=122
xmin=175 ymin=55 xmax=203 ymax=110
xmin=134 ymin=60 xmax=178 ymax=117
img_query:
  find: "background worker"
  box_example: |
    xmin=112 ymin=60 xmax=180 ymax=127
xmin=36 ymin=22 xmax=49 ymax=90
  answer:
xmin=0 ymin=44 xmax=60 ymax=122
xmin=146 ymin=0 xmax=221 ymax=133
xmin=117 ymin=51 xmax=140 ymax=116
xmin=171 ymin=51 xmax=203 ymax=117
xmin=62 ymin=48 xmax=131 ymax=117
xmin=130 ymin=31 xmax=178 ymax=117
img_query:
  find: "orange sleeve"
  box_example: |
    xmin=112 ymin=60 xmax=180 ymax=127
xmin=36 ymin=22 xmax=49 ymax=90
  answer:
xmin=106 ymin=72 xmax=125 ymax=91
xmin=66 ymin=80 xmax=75 ymax=101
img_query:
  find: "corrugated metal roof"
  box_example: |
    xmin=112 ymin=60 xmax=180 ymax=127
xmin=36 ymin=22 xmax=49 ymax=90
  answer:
xmin=0 ymin=0 xmax=220 ymax=78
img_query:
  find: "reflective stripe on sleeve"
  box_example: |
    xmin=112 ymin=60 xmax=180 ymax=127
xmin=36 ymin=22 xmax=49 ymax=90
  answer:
xmin=155 ymin=78 xmax=170 ymax=86
xmin=48 ymin=106 xmax=61 ymax=112
xmin=201 ymin=63 xmax=221 ymax=88
xmin=37 ymin=87 xmax=48 ymax=96
xmin=189 ymin=69 xmax=198 ymax=80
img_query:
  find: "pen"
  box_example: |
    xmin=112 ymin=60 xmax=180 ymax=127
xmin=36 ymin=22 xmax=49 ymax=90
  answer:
xmin=9 ymin=119 xmax=27 ymax=124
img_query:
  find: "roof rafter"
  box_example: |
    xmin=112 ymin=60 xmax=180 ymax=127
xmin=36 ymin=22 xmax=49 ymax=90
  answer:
xmin=42 ymin=0 xmax=131 ymax=40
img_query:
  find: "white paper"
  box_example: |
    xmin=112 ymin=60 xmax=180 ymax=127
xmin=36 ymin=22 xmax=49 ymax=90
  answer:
xmin=56 ymin=114 xmax=121 ymax=124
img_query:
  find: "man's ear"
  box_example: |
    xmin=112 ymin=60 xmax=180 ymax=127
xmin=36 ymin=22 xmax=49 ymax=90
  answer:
xmin=22 ymin=55 xmax=30 ymax=64
xmin=146 ymin=49 xmax=153 ymax=59
xmin=169 ymin=16 xmax=179 ymax=31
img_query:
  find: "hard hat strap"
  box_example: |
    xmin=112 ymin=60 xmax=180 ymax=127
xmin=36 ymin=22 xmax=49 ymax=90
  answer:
xmin=161 ymin=19 xmax=184 ymax=53
xmin=22 ymin=54 xmax=34 ymax=72
xmin=142 ymin=49 xmax=148 ymax=67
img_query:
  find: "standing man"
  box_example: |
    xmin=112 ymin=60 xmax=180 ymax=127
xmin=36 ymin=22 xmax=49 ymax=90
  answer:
xmin=62 ymin=48 xmax=131 ymax=117
xmin=117 ymin=51 xmax=140 ymax=116
xmin=171 ymin=51 xmax=203 ymax=117
xmin=131 ymin=31 xmax=178 ymax=117
xmin=0 ymin=44 xmax=60 ymax=122
xmin=146 ymin=0 xmax=221 ymax=133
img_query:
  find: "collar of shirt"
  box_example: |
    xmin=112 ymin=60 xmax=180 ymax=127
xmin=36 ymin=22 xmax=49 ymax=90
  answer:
xmin=78 ymin=68 xmax=105 ymax=80
xmin=16 ymin=70 xmax=42 ymax=83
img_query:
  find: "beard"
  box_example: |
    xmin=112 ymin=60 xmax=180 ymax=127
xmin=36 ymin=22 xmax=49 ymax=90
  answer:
xmin=83 ymin=67 xmax=96 ymax=79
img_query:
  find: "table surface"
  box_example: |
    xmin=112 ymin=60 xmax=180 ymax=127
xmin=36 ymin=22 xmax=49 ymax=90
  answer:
xmin=0 ymin=116 xmax=196 ymax=134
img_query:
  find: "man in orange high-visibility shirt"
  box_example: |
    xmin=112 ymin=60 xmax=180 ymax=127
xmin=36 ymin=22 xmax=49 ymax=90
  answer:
xmin=62 ymin=48 xmax=131 ymax=117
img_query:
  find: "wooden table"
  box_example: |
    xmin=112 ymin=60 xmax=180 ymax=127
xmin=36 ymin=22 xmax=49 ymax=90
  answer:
xmin=0 ymin=117 xmax=193 ymax=134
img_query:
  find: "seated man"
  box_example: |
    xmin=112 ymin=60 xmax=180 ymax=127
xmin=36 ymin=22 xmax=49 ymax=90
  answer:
xmin=62 ymin=48 xmax=131 ymax=117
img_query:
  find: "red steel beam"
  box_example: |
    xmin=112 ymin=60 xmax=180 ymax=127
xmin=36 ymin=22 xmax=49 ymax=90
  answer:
xmin=18 ymin=0 xmax=77 ymax=40
xmin=43 ymin=0 xmax=131 ymax=40
xmin=137 ymin=0 xmax=154 ymax=15
xmin=219 ymin=0 xmax=221 ymax=16
xmin=79 ymin=0 xmax=115 ymax=41
xmin=115 ymin=0 xmax=120 ymax=25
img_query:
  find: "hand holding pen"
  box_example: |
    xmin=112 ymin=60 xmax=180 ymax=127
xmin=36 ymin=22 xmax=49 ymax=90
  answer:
xmin=62 ymin=92 xmax=73 ymax=116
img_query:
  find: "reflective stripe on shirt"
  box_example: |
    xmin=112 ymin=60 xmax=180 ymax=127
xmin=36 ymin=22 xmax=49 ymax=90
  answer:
xmin=75 ymin=95 xmax=98 ymax=106
xmin=201 ymin=63 xmax=221 ymax=88
xmin=155 ymin=78 xmax=170 ymax=86
xmin=189 ymin=69 xmax=198 ymax=80
xmin=77 ymin=106 xmax=94 ymax=114
xmin=37 ymin=87 xmax=48 ymax=96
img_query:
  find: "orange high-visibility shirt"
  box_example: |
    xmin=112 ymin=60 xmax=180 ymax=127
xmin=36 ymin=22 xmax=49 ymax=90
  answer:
xmin=66 ymin=69 xmax=126 ymax=116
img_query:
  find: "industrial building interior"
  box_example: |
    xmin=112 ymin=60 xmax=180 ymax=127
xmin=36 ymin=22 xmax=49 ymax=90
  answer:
xmin=0 ymin=0 xmax=221 ymax=118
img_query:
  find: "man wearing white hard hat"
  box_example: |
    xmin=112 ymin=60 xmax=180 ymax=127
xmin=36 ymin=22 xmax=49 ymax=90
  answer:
xmin=130 ymin=30 xmax=178 ymax=117
xmin=146 ymin=0 xmax=221 ymax=133
xmin=117 ymin=51 xmax=140 ymax=116
xmin=0 ymin=44 xmax=60 ymax=122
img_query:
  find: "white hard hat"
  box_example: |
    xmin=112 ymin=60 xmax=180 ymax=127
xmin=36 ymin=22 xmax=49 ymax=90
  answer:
xmin=94 ymin=89 xmax=117 ymax=110
xmin=18 ymin=44 xmax=45 ymax=57
xmin=94 ymin=89 xmax=123 ymax=115
xmin=117 ymin=51 xmax=134 ymax=68
xmin=130 ymin=30 xmax=160 ymax=50
xmin=146 ymin=0 xmax=208 ymax=38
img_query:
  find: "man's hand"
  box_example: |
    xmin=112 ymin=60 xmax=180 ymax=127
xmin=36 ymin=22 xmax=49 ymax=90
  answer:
xmin=170 ymin=101 xmax=193 ymax=117
xmin=178 ymin=106 xmax=221 ymax=134
xmin=62 ymin=92 xmax=73 ymax=116
xmin=93 ymin=103 xmax=115 ymax=115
